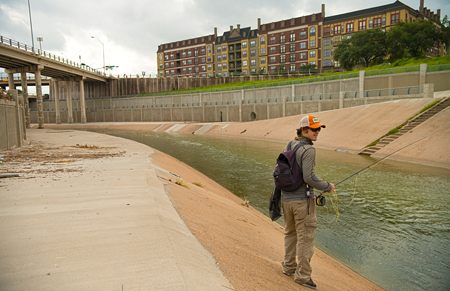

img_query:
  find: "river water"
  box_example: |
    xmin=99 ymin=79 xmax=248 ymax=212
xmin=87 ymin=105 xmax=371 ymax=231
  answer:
xmin=90 ymin=129 xmax=450 ymax=291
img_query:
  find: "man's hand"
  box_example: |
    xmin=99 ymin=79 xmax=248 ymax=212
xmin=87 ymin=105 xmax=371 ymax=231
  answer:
xmin=326 ymin=183 xmax=335 ymax=193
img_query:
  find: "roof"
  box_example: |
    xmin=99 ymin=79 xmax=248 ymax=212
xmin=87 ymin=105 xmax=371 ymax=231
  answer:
xmin=157 ymin=34 xmax=215 ymax=53
xmin=324 ymin=0 xmax=419 ymax=23
xmin=259 ymin=13 xmax=323 ymax=33
xmin=215 ymin=27 xmax=258 ymax=44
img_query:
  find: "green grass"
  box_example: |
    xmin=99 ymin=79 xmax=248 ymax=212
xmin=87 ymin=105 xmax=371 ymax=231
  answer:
xmin=140 ymin=56 xmax=450 ymax=97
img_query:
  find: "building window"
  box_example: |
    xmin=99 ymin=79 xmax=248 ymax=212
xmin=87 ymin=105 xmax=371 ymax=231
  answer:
xmin=194 ymin=50 xmax=198 ymax=56
xmin=261 ymin=57 xmax=266 ymax=64
xmin=207 ymin=56 xmax=211 ymax=62
xmin=290 ymin=64 xmax=296 ymax=71
xmin=261 ymin=48 xmax=266 ymax=54
xmin=165 ymin=55 xmax=169 ymax=60
xmin=300 ymin=31 xmax=307 ymax=38
xmin=346 ymin=23 xmax=354 ymax=32
xmin=201 ymin=57 xmax=205 ymax=63
xmin=165 ymin=62 xmax=169 ymax=67
xmin=280 ymin=35 xmax=285 ymax=43
xmin=270 ymin=36 xmax=276 ymax=43
xmin=382 ymin=17 xmax=386 ymax=26
xmin=223 ymin=63 xmax=227 ymax=69
xmin=250 ymin=50 xmax=256 ymax=56
xmin=223 ymin=54 xmax=227 ymax=60
xmin=243 ymin=60 xmax=248 ymax=67
xmin=324 ymin=49 xmax=330 ymax=56
xmin=188 ymin=67 xmax=192 ymax=73
xmin=280 ymin=55 xmax=285 ymax=63
xmin=300 ymin=42 xmax=307 ymax=49
xmin=300 ymin=52 xmax=307 ymax=59
xmin=250 ymin=40 xmax=256 ymax=47
xmin=270 ymin=66 xmax=276 ymax=72
xmin=310 ymin=27 xmax=316 ymax=36
xmin=369 ymin=19 xmax=373 ymax=28
xmin=218 ymin=55 xmax=222 ymax=61
xmin=201 ymin=48 xmax=205 ymax=54
xmin=391 ymin=13 xmax=399 ymax=25
xmin=309 ymin=51 xmax=316 ymax=58
xmin=208 ymin=64 xmax=211 ymax=70
xmin=251 ymin=59 xmax=256 ymax=66
xmin=260 ymin=36 xmax=265 ymax=44
xmin=324 ymin=38 xmax=330 ymax=46
xmin=290 ymin=43 xmax=295 ymax=52
xmin=270 ymin=46 xmax=276 ymax=53
xmin=222 ymin=45 xmax=227 ymax=51
xmin=182 ymin=60 xmax=186 ymax=65
xmin=217 ymin=46 xmax=221 ymax=52
xmin=324 ymin=59 xmax=331 ymax=67
xmin=171 ymin=69 xmax=175 ymax=74
xmin=310 ymin=40 xmax=316 ymax=47
xmin=290 ymin=54 xmax=295 ymax=62
xmin=188 ymin=51 xmax=192 ymax=57
xmin=242 ymin=41 xmax=247 ymax=48
xmin=182 ymin=52 xmax=186 ymax=57
xmin=243 ymin=51 xmax=247 ymax=57
xmin=165 ymin=70 xmax=169 ymax=75
xmin=270 ymin=56 xmax=276 ymax=63
xmin=290 ymin=33 xmax=295 ymax=42
xmin=170 ymin=54 xmax=174 ymax=59
xmin=207 ymin=46 xmax=211 ymax=53
xmin=373 ymin=18 xmax=382 ymax=28
xmin=324 ymin=27 xmax=330 ymax=36
xmin=182 ymin=68 xmax=186 ymax=73
xmin=310 ymin=61 xmax=316 ymax=66
xmin=300 ymin=63 xmax=306 ymax=67
xmin=335 ymin=25 xmax=341 ymax=34
xmin=223 ymin=72 xmax=228 ymax=77
xmin=201 ymin=65 xmax=206 ymax=71
xmin=218 ymin=64 xmax=222 ymax=69
xmin=243 ymin=69 xmax=248 ymax=75
xmin=359 ymin=20 xmax=366 ymax=30
xmin=170 ymin=62 xmax=174 ymax=67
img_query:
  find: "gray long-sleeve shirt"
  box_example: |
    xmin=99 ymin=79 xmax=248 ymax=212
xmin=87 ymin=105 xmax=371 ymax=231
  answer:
xmin=281 ymin=139 xmax=332 ymax=202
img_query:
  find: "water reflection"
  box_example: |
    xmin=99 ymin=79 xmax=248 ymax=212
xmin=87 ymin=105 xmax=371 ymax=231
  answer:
xmin=90 ymin=129 xmax=450 ymax=291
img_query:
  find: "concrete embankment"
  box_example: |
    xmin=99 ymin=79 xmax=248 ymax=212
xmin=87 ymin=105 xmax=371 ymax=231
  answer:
xmin=54 ymin=96 xmax=450 ymax=169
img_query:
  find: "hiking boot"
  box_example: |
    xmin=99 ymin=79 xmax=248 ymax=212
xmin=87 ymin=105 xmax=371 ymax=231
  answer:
xmin=301 ymin=278 xmax=317 ymax=290
xmin=283 ymin=271 xmax=294 ymax=276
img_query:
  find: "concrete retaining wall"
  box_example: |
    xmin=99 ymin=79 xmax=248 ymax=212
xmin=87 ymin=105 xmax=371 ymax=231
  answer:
xmin=0 ymin=90 xmax=26 ymax=150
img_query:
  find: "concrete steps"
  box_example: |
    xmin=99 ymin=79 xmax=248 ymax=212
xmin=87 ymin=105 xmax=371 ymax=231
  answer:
xmin=359 ymin=97 xmax=450 ymax=156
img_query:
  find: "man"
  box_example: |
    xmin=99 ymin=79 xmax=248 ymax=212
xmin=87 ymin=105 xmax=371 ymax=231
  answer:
xmin=281 ymin=114 xmax=335 ymax=290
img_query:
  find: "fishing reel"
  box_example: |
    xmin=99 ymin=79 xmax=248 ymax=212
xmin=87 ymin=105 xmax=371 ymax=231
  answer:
xmin=316 ymin=195 xmax=326 ymax=206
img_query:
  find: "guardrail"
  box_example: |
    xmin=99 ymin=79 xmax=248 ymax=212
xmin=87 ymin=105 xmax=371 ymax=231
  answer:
xmin=0 ymin=35 xmax=105 ymax=76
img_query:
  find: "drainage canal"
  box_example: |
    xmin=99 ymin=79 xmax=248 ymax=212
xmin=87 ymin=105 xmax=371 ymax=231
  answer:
xmin=89 ymin=129 xmax=450 ymax=291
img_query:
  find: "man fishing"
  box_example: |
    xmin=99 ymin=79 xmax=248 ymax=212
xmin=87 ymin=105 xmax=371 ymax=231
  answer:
xmin=281 ymin=114 xmax=335 ymax=290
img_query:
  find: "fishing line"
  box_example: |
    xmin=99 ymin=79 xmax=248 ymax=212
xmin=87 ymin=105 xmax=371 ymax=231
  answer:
xmin=320 ymin=135 xmax=430 ymax=223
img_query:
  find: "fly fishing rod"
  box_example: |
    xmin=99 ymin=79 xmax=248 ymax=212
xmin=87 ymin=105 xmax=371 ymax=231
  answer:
xmin=316 ymin=135 xmax=429 ymax=208
xmin=335 ymin=135 xmax=429 ymax=187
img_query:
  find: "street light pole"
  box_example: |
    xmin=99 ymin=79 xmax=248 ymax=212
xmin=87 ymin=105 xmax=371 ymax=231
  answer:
xmin=91 ymin=36 xmax=105 ymax=75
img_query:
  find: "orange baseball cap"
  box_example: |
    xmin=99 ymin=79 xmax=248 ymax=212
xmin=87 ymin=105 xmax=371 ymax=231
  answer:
xmin=299 ymin=115 xmax=326 ymax=129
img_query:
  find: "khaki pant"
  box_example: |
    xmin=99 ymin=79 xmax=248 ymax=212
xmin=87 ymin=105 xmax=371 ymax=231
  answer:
xmin=281 ymin=199 xmax=317 ymax=284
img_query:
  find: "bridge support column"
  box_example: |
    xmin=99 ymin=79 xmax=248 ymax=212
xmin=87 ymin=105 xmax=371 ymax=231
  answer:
xmin=54 ymin=80 xmax=61 ymax=124
xmin=79 ymin=78 xmax=87 ymax=123
xmin=35 ymin=67 xmax=44 ymax=129
xmin=7 ymin=73 xmax=15 ymax=90
xmin=20 ymin=72 xmax=30 ymax=128
xmin=66 ymin=80 xmax=74 ymax=124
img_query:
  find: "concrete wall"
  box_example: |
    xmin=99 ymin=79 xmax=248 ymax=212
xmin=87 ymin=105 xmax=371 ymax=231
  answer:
xmin=30 ymin=89 xmax=430 ymax=125
xmin=0 ymin=90 xmax=26 ymax=150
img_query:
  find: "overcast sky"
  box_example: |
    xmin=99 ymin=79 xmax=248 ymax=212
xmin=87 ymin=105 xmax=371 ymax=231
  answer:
xmin=1 ymin=0 xmax=449 ymax=79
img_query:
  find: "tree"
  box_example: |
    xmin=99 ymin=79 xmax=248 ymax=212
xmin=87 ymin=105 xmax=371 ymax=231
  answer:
xmin=334 ymin=28 xmax=387 ymax=70
xmin=440 ymin=15 xmax=450 ymax=54
xmin=386 ymin=19 xmax=441 ymax=61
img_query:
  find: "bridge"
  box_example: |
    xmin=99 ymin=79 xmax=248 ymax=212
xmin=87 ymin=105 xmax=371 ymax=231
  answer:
xmin=0 ymin=35 xmax=112 ymax=127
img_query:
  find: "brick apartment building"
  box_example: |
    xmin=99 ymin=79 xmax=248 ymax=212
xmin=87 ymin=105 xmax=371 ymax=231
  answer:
xmin=156 ymin=0 xmax=443 ymax=78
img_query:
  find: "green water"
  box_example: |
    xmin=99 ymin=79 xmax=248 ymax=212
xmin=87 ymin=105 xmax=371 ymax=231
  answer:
xmin=90 ymin=129 xmax=450 ymax=291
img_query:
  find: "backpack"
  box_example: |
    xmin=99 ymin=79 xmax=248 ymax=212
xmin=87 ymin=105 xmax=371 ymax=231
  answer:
xmin=273 ymin=141 xmax=307 ymax=192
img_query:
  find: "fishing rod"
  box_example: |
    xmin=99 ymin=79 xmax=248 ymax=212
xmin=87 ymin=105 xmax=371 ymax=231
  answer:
xmin=335 ymin=135 xmax=429 ymax=187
